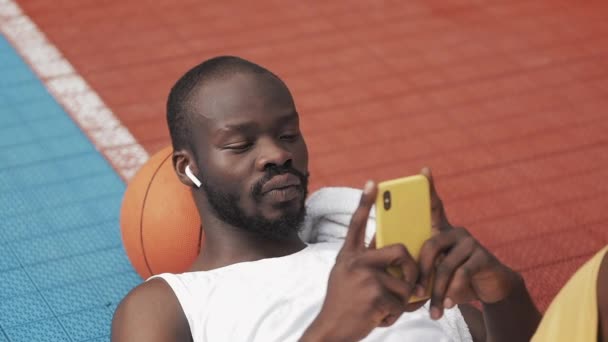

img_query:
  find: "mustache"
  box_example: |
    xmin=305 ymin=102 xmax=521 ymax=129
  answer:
xmin=251 ymin=165 xmax=309 ymax=199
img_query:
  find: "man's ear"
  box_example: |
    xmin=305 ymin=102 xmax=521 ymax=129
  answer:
xmin=173 ymin=149 xmax=200 ymax=188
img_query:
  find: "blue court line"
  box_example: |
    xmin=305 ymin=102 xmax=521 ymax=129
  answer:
xmin=0 ymin=34 xmax=141 ymax=342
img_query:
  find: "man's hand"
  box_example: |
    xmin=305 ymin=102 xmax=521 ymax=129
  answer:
xmin=415 ymin=168 xmax=541 ymax=342
xmin=301 ymin=181 xmax=419 ymax=342
xmin=416 ymin=168 xmax=520 ymax=320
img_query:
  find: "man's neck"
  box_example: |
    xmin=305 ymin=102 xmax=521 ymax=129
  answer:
xmin=189 ymin=212 xmax=306 ymax=272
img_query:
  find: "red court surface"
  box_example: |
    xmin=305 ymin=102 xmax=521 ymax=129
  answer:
xmin=18 ymin=0 xmax=608 ymax=310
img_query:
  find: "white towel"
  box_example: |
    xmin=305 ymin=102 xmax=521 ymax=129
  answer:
xmin=299 ymin=187 xmax=473 ymax=342
xmin=300 ymin=187 xmax=377 ymax=245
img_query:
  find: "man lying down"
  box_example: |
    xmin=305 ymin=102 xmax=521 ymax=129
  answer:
xmin=111 ymin=56 xmax=541 ymax=342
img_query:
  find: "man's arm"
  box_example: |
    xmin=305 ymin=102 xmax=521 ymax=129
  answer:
xmin=480 ymin=272 xmax=541 ymax=342
xmin=458 ymin=304 xmax=486 ymax=342
xmin=111 ymin=278 xmax=191 ymax=342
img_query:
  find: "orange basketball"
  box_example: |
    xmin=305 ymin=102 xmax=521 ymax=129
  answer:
xmin=120 ymin=145 xmax=203 ymax=279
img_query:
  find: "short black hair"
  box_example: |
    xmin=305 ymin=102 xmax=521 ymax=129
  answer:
xmin=166 ymin=56 xmax=278 ymax=151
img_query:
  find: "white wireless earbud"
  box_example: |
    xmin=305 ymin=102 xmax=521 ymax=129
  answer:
xmin=185 ymin=165 xmax=202 ymax=188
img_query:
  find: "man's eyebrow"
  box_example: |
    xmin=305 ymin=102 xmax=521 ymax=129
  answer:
xmin=213 ymin=110 xmax=299 ymax=137
xmin=211 ymin=122 xmax=257 ymax=140
xmin=274 ymin=111 xmax=299 ymax=126
xmin=219 ymin=122 xmax=257 ymax=131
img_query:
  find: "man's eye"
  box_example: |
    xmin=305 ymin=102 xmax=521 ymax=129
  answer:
xmin=225 ymin=143 xmax=252 ymax=152
xmin=280 ymin=133 xmax=299 ymax=141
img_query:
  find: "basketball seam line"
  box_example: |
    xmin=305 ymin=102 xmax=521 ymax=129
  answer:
xmin=139 ymin=152 xmax=173 ymax=277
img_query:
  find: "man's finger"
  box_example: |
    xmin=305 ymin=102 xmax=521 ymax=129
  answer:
xmin=428 ymin=235 xmax=476 ymax=319
xmin=360 ymin=244 xmax=416 ymax=269
xmin=342 ymin=180 xmax=377 ymax=252
xmin=368 ymin=235 xmax=376 ymax=249
xmin=420 ymin=167 xmax=437 ymax=197
xmin=421 ymin=167 xmax=450 ymax=232
xmin=418 ymin=228 xmax=468 ymax=290
xmin=420 ymin=167 xmax=440 ymax=208
xmin=377 ymin=271 xmax=415 ymax=305
xmin=374 ymin=292 xmax=406 ymax=327
xmin=377 ymin=313 xmax=400 ymax=328
xmin=443 ymin=267 xmax=476 ymax=309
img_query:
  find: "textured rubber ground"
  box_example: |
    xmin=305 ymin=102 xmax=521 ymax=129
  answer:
xmin=0 ymin=35 xmax=139 ymax=342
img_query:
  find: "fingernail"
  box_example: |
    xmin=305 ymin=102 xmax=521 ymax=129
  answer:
xmin=430 ymin=307 xmax=442 ymax=320
xmin=443 ymin=297 xmax=454 ymax=309
xmin=363 ymin=180 xmax=374 ymax=194
xmin=415 ymin=285 xmax=426 ymax=297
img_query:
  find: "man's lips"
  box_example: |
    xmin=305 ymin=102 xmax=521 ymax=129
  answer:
xmin=260 ymin=173 xmax=301 ymax=194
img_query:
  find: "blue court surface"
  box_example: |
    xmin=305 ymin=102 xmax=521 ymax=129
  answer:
xmin=0 ymin=35 xmax=142 ymax=341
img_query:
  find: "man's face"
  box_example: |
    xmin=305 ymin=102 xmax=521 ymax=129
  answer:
xmin=189 ymin=73 xmax=309 ymax=240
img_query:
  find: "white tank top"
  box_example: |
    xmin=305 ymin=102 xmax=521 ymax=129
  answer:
xmin=150 ymin=242 xmax=472 ymax=342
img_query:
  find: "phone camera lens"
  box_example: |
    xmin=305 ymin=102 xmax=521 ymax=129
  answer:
xmin=383 ymin=191 xmax=391 ymax=210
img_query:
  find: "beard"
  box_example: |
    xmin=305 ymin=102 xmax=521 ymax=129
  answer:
xmin=199 ymin=164 xmax=309 ymax=240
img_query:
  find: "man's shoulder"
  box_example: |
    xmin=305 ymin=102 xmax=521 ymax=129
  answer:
xmin=117 ymin=277 xmax=177 ymax=310
xmin=111 ymin=278 xmax=191 ymax=341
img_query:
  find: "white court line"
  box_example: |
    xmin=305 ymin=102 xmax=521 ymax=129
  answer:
xmin=0 ymin=0 xmax=149 ymax=180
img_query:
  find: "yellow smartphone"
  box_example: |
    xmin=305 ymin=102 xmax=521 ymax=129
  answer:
xmin=375 ymin=174 xmax=432 ymax=303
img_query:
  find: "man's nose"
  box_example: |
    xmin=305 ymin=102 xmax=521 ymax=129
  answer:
xmin=255 ymin=137 xmax=293 ymax=171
